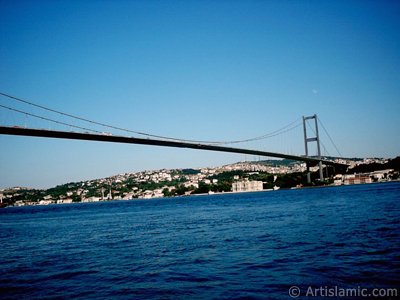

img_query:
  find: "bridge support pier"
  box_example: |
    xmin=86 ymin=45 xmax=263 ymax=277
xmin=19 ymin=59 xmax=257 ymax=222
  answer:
xmin=303 ymin=115 xmax=324 ymax=183
xmin=319 ymin=161 xmax=324 ymax=181
xmin=306 ymin=164 xmax=311 ymax=184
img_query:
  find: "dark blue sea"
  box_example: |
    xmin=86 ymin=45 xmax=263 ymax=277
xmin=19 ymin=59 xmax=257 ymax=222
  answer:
xmin=1 ymin=182 xmax=399 ymax=299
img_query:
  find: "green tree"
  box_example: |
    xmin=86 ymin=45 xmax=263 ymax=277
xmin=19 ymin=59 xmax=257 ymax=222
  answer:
xmin=193 ymin=182 xmax=210 ymax=194
xmin=162 ymin=188 xmax=173 ymax=197
xmin=175 ymin=184 xmax=188 ymax=196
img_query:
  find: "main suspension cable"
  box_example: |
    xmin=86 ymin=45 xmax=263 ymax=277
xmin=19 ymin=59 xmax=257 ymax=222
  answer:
xmin=318 ymin=118 xmax=343 ymax=157
xmin=0 ymin=104 xmax=102 ymax=134
xmin=0 ymin=91 xmax=301 ymax=145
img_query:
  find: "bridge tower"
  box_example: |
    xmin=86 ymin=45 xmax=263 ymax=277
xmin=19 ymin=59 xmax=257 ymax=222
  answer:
xmin=303 ymin=114 xmax=324 ymax=183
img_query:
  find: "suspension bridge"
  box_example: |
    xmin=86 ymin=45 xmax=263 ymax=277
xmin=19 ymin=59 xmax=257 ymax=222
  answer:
xmin=0 ymin=92 xmax=348 ymax=181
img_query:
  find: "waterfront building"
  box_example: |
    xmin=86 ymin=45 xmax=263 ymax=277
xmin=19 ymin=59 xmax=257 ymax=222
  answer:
xmin=343 ymin=174 xmax=373 ymax=185
xmin=232 ymin=180 xmax=263 ymax=192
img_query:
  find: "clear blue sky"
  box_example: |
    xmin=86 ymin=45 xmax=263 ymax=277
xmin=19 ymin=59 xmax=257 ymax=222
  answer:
xmin=1 ymin=0 xmax=399 ymax=189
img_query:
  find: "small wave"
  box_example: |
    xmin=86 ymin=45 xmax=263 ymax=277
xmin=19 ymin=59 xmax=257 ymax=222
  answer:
xmin=45 ymin=269 xmax=98 ymax=280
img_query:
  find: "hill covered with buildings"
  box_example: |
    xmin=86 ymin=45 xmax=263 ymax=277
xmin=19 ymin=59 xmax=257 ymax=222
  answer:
xmin=1 ymin=156 xmax=399 ymax=207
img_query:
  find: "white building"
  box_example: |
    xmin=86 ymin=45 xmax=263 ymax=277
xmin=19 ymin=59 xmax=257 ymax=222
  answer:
xmin=39 ymin=199 xmax=53 ymax=205
xmin=371 ymin=169 xmax=394 ymax=181
xmin=57 ymin=198 xmax=73 ymax=204
xmin=82 ymin=196 xmax=101 ymax=203
xmin=232 ymin=180 xmax=263 ymax=193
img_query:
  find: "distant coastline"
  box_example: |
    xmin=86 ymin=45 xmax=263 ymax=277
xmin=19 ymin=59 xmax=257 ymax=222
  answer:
xmin=1 ymin=157 xmax=399 ymax=208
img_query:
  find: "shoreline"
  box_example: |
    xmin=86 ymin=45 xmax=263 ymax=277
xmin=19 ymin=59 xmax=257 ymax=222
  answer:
xmin=3 ymin=180 xmax=399 ymax=208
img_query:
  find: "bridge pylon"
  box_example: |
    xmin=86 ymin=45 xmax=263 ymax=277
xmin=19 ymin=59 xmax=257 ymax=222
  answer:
xmin=303 ymin=114 xmax=324 ymax=183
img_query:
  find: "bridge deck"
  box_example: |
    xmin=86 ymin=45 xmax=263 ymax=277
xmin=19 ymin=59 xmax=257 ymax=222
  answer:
xmin=0 ymin=126 xmax=347 ymax=167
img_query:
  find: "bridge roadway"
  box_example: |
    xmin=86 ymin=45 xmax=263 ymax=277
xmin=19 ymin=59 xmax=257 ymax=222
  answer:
xmin=0 ymin=126 xmax=347 ymax=167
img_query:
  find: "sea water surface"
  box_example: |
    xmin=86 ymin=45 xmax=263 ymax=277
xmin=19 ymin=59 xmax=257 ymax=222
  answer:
xmin=1 ymin=182 xmax=399 ymax=299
